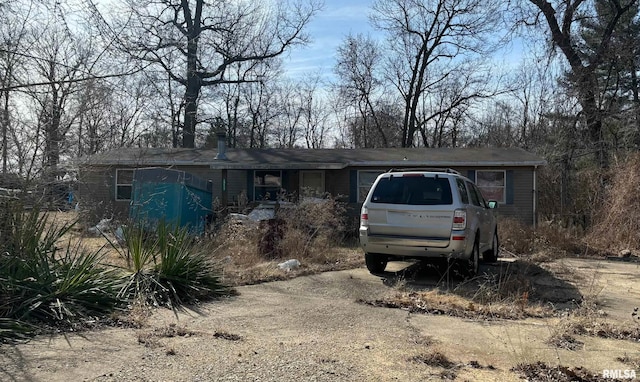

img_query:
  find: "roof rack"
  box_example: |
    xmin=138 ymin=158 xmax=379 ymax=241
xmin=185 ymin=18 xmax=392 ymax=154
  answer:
xmin=386 ymin=167 xmax=462 ymax=176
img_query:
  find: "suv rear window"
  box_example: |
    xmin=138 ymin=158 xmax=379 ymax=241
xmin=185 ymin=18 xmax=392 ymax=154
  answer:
xmin=370 ymin=176 xmax=453 ymax=205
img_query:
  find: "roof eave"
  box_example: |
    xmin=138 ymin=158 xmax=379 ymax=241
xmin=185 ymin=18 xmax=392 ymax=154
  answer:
xmin=348 ymin=160 xmax=547 ymax=167
xmin=209 ymin=162 xmax=347 ymax=170
xmin=80 ymin=160 xmax=214 ymax=167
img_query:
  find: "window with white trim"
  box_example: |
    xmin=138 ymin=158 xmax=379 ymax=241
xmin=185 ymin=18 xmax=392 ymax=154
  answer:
xmin=300 ymin=170 xmax=324 ymax=197
xmin=475 ymin=170 xmax=506 ymax=203
xmin=115 ymin=169 xmax=134 ymax=201
xmin=358 ymin=170 xmax=384 ymax=202
xmin=254 ymin=170 xmax=282 ymax=200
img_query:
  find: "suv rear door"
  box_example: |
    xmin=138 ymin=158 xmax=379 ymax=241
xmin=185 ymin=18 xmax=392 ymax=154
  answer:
xmin=466 ymin=180 xmax=492 ymax=248
xmin=365 ymin=174 xmax=455 ymax=247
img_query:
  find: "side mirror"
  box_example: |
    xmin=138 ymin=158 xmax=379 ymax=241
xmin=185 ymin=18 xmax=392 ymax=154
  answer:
xmin=487 ymin=200 xmax=498 ymax=209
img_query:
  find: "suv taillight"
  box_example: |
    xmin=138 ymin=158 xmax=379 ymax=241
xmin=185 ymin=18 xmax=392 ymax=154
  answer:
xmin=361 ymin=208 xmax=369 ymax=227
xmin=452 ymin=209 xmax=466 ymax=230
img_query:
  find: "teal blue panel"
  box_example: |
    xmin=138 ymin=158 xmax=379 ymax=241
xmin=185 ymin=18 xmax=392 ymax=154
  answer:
xmin=130 ymin=168 xmax=213 ymax=235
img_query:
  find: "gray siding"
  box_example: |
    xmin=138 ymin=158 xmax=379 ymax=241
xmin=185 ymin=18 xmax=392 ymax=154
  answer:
xmin=78 ymin=163 xmax=537 ymax=226
xmin=499 ymin=167 xmax=534 ymax=225
xmin=340 ymin=166 xmax=536 ymax=225
xmin=78 ymin=164 xmax=219 ymax=221
xmin=210 ymin=169 xmax=248 ymax=205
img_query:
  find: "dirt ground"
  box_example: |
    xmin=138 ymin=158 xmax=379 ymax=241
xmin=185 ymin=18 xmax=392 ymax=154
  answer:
xmin=1 ymin=257 xmax=639 ymax=382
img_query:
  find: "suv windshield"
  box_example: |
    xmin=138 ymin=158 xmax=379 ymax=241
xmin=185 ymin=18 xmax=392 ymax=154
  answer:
xmin=370 ymin=176 xmax=453 ymax=205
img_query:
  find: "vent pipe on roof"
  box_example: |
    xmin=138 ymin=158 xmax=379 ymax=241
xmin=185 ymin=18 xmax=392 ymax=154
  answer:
xmin=214 ymin=131 xmax=227 ymax=160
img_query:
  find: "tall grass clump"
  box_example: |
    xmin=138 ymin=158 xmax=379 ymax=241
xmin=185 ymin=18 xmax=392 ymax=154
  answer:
xmin=585 ymin=153 xmax=640 ymax=253
xmin=274 ymin=197 xmax=347 ymax=263
xmin=0 ymin=201 xmax=122 ymax=341
xmin=112 ymin=222 xmax=228 ymax=309
xmin=499 ymin=217 xmax=583 ymax=259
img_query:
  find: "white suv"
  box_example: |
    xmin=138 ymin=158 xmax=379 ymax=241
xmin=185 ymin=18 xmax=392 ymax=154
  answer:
xmin=359 ymin=169 xmax=499 ymax=275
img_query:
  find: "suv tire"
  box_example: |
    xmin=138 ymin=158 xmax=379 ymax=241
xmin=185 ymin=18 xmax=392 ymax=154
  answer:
xmin=464 ymin=238 xmax=480 ymax=278
xmin=365 ymin=253 xmax=388 ymax=273
xmin=483 ymin=231 xmax=499 ymax=263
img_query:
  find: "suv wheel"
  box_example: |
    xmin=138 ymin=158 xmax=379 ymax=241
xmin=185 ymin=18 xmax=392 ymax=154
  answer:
xmin=465 ymin=239 xmax=480 ymax=277
xmin=365 ymin=254 xmax=388 ymax=273
xmin=483 ymin=231 xmax=499 ymax=263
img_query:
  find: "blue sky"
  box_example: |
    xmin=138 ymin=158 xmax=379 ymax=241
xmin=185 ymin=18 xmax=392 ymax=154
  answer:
xmin=282 ymin=0 xmax=527 ymax=84
xmin=283 ymin=0 xmax=375 ymax=82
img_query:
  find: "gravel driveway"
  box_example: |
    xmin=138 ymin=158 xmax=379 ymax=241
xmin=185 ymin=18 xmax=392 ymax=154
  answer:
xmin=2 ymin=259 xmax=639 ymax=382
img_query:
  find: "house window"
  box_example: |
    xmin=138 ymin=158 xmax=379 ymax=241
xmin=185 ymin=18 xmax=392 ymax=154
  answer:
xmin=475 ymin=170 xmax=505 ymax=203
xmin=358 ymin=171 xmax=384 ymax=202
xmin=115 ymin=169 xmax=134 ymax=201
xmin=254 ymin=170 xmax=282 ymax=200
xmin=300 ymin=171 xmax=324 ymax=197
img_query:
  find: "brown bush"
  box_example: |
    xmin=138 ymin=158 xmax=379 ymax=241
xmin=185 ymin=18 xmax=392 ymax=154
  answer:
xmin=208 ymin=197 xmax=352 ymax=284
xmin=499 ymin=218 xmax=536 ymax=255
xmin=275 ymin=197 xmax=347 ymax=264
xmin=499 ymin=214 xmax=590 ymax=258
xmin=585 ymin=153 xmax=640 ymax=254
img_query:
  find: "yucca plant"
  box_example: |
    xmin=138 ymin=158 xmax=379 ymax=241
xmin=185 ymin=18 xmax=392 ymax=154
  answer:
xmin=8 ymin=244 xmax=122 ymax=326
xmin=0 ymin=318 xmax=34 ymax=342
xmin=155 ymin=222 xmax=228 ymax=306
xmin=111 ymin=221 xmax=228 ymax=309
xmin=111 ymin=223 xmax=163 ymax=306
xmin=0 ymin=202 xmax=123 ymax=340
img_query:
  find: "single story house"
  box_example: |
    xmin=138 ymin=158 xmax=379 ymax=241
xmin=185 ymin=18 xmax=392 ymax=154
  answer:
xmin=76 ymin=144 xmax=546 ymax=226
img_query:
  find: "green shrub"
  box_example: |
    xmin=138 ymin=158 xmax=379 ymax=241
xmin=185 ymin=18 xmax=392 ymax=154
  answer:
xmin=113 ymin=222 xmax=228 ymax=309
xmin=0 ymin=202 xmax=122 ymax=340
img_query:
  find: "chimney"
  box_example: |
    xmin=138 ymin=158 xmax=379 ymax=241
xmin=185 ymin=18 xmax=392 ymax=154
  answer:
xmin=214 ymin=131 xmax=227 ymax=160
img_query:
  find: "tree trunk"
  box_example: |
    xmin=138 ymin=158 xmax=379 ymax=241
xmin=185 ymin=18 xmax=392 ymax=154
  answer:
xmin=183 ymin=88 xmax=198 ymax=148
xmin=630 ymin=59 xmax=640 ymax=147
xmin=579 ymin=72 xmax=608 ymax=168
xmin=182 ymin=8 xmax=201 ymax=149
xmin=2 ymin=90 xmax=9 ymax=174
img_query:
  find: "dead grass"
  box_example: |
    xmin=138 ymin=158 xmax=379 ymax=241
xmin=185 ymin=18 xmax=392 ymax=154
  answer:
xmin=499 ymin=218 xmax=536 ymax=255
xmin=499 ymin=217 xmax=586 ymax=261
xmin=563 ymin=318 xmax=640 ymax=342
xmin=52 ymin=199 xmax=364 ymax=288
xmin=207 ymin=198 xmax=364 ymax=286
xmin=137 ymin=323 xmax=196 ymax=349
xmin=512 ymin=362 xmax=612 ymax=382
xmin=585 ymin=153 xmax=640 ymax=255
xmin=410 ymin=351 xmax=456 ymax=368
xmin=212 ymin=331 xmax=243 ymax=341
xmin=616 ymin=354 xmax=640 ymax=369
xmin=360 ymin=288 xmax=555 ymax=320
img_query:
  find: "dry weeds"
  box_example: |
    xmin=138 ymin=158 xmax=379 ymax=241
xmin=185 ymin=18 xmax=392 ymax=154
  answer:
xmin=512 ymin=362 xmax=613 ymax=382
xmin=360 ymin=288 xmax=555 ymax=320
xmin=586 ymin=153 xmax=640 ymax=255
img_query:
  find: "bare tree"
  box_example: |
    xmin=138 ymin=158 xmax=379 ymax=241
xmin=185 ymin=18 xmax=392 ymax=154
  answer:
xmin=23 ymin=21 xmax=94 ymax=178
xmin=120 ymin=0 xmax=321 ymax=148
xmin=299 ymin=75 xmax=331 ymax=149
xmin=334 ymin=33 xmax=390 ymax=147
xmin=526 ymin=0 xmax=639 ymax=167
xmin=0 ymin=1 xmax=33 ymax=175
xmin=371 ymin=0 xmax=501 ymax=147
xmin=244 ymin=80 xmax=279 ymax=148
xmin=271 ymin=80 xmax=304 ymax=148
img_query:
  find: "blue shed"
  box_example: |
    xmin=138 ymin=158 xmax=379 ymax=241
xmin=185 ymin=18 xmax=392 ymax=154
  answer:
xmin=129 ymin=168 xmax=213 ymax=235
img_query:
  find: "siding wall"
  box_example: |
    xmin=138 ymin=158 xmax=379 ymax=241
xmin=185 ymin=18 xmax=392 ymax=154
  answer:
xmin=78 ymin=165 xmax=219 ymax=220
xmin=337 ymin=166 xmax=536 ymax=225
xmin=210 ymin=169 xmax=248 ymax=204
xmin=79 ymin=164 xmax=537 ymax=225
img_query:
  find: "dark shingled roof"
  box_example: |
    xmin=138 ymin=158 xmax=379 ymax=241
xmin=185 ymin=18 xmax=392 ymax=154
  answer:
xmin=78 ymin=147 xmax=546 ymax=169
